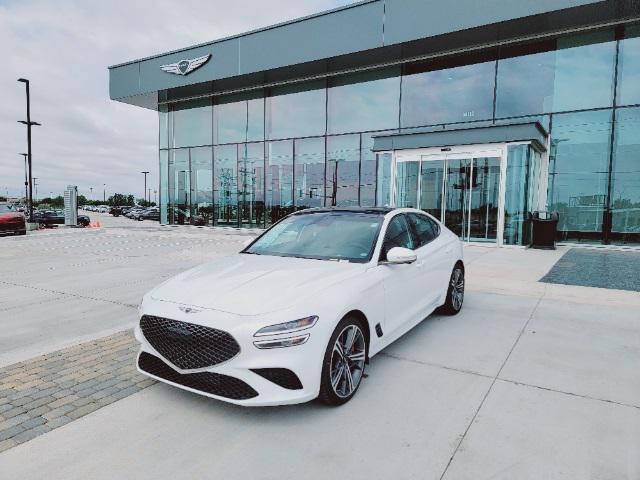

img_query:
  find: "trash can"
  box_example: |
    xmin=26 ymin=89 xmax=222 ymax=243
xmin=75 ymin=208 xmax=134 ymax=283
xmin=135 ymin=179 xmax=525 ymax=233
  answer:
xmin=529 ymin=211 xmax=559 ymax=250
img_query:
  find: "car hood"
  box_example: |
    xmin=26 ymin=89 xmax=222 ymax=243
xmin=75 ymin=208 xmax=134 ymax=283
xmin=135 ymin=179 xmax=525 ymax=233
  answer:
xmin=150 ymin=254 xmax=365 ymax=316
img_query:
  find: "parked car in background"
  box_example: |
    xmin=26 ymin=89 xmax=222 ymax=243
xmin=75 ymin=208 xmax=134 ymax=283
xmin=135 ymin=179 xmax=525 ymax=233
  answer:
xmin=32 ymin=210 xmax=91 ymax=228
xmin=109 ymin=206 xmax=130 ymax=217
xmin=132 ymin=208 xmax=160 ymax=221
xmin=0 ymin=204 xmax=26 ymax=236
xmin=125 ymin=208 xmax=145 ymax=219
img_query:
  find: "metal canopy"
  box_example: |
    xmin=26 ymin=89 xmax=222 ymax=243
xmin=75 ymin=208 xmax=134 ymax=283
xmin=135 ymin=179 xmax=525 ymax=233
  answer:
xmin=372 ymin=122 xmax=549 ymax=152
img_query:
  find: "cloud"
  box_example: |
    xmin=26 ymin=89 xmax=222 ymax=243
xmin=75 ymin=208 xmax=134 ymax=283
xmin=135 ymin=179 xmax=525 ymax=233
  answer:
xmin=0 ymin=0 xmax=353 ymax=200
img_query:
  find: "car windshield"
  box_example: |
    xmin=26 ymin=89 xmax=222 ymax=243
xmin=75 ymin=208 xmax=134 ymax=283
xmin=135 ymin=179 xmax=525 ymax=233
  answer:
xmin=0 ymin=205 xmax=15 ymax=213
xmin=244 ymin=212 xmax=383 ymax=263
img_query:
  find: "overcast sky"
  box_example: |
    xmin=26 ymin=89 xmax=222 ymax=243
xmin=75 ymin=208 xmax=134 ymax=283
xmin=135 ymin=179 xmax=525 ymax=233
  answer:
xmin=0 ymin=0 xmax=352 ymax=201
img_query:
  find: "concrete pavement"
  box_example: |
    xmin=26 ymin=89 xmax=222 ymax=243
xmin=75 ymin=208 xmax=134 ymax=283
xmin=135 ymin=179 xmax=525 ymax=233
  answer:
xmin=1 ymin=214 xmax=639 ymax=479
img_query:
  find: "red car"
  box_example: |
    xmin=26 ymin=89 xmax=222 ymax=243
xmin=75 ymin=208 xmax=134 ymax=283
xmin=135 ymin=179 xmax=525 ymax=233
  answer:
xmin=0 ymin=204 xmax=26 ymax=236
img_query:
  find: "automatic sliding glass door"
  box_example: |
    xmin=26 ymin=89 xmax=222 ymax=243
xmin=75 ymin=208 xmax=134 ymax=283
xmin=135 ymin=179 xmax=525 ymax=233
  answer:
xmin=395 ymin=148 xmax=504 ymax=244
xmin=468 ymin=157 xmax=501 ymax=242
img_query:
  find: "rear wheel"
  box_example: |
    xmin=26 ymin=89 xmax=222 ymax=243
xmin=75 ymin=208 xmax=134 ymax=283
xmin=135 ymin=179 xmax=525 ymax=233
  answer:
xmin=318 ymin=316 xmax=367 ymax=406
xmin=438 ymin=265 xmax=465 ymax=315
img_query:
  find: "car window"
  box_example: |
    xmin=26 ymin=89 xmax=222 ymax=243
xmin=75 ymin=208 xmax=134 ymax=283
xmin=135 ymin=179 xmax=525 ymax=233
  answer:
xmin=408 ymin=213 xmax=440 ymax=248
xmin=381 ymin=214 xmax=413 ymax=259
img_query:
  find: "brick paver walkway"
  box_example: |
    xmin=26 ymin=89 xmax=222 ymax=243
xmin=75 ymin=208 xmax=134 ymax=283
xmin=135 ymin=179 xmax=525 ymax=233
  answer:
xmin=0 ymin=330 xmax=153 ymax=452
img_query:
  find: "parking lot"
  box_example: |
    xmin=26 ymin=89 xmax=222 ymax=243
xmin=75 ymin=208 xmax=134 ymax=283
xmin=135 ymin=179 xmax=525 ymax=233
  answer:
xmin=1 ymin=214 xmax=639 ymax=479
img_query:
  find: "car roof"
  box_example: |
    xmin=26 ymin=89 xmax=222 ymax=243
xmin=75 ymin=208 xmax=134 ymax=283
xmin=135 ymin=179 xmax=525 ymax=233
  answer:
xmin=290 ymin=207 xmax=394 ymax=216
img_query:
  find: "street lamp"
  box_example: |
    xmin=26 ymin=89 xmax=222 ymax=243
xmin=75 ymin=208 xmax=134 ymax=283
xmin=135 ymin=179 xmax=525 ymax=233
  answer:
xmin=103 ymin=184 xmax=106 ymax=203
xmin=141 ymin=171 xmax=149 ymax=204
xmin=18 ymin=78 xmax=42 ymax=222
xmin=90 ymin=187 xmax=93 ymax=201
xmin=19 ymin=153 xmax=28 ymax=204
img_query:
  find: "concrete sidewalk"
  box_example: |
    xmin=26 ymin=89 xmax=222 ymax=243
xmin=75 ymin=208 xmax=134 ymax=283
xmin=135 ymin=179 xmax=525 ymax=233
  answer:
xmin=1 ymin=223 xmax=639 ymax=479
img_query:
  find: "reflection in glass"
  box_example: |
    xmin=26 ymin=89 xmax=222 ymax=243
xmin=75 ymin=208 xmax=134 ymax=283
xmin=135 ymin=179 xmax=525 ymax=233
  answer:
xmin=360 ymin=133 xmax=380 ymax=206
xmin=159 ymin=105 xmax=168 ymax=149
xmin=419 ymin=159 xmax=445 ymax=220
xmin=547 ymin=110 xmax=612 ymax=242
xmin=395 ymin=161 xmax=419 ymax=208
xmin=294 ymin=137 xmax=325 ymax=210
xmin=328 ymin=68 xmax=400 ymax=134
xmin=504 ymin=145 xmax=534 ymax=245
xmin=468 ymin=157 xmax=500 ymax=242
xmin=266 ymin=140 xmax=294 ymax=225
xmin=326 ymin=135 xmax=360 ymax=207
xmin=190 ymin=147 xmax=213 ymax=226
xmin=214 ymin=144 xmax=238 ymax=226
xmin=617 ymin=26 xmax=640 ymax=107
xmin=159 ymin=150 xmax=168 ymax=224
xmin=376 ymin=152 xmax=393 ymax=207
xmin=611 ymin=107 xmax=640 ymax=244
xmin=238 ymin=142 xmax=265 ymax=228
xmin=266 ymin=81 xmax=326 ymax=140
xmin=444 ymin=159 xmax=471 ymax=239
xmin=402 ymin=54 xmax=496 ymax=127
xmin=214 ymin=92 xmax=264 ymax=144
xmin=496 ymin=31 xmax=616 ymax=118
xmin=168 ymin=149 xmax=190 ymax=225
xmin=171 ymin=99 xmax=212 ymax=148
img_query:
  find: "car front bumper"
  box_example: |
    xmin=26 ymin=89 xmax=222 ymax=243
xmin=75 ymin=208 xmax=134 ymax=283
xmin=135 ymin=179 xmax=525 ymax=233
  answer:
xmin=134 ymin=303 xmax=327 ymax=407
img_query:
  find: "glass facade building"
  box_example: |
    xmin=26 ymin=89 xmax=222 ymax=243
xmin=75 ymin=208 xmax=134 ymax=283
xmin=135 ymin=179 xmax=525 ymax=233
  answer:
xmin=157 ymin=24 xmax=640 ymax=245
xmin=108 ymin=1 xmax=640 ymax=246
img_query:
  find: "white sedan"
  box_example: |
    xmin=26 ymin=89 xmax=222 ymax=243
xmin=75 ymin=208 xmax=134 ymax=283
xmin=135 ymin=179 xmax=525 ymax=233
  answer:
xmin=135 ymin=208 xmax=464 ymax=406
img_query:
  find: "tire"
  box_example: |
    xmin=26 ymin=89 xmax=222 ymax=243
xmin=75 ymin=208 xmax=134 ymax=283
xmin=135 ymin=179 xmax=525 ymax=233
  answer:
xmin=18 ymin=230 xmax=27 ymax=236
xmin=318 ymin=316 xmax=367 ymax=406
xmin=438 ymin=264 xmax=465 ymax=316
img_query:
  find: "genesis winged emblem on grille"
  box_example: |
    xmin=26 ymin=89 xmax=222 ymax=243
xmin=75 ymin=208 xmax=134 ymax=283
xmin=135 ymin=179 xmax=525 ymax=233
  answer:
xmin=179 ymin=306 xmax=201 ymax=314
xmin=160 ymin=54 xmax=211 ymax=75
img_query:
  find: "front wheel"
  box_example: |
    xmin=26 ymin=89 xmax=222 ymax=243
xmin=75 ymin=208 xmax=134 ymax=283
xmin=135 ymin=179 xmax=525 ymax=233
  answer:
xmin=438 ymin=265 xmax=465 ymax=315
xmin=318 ymin=317 xmax=367 ymax=406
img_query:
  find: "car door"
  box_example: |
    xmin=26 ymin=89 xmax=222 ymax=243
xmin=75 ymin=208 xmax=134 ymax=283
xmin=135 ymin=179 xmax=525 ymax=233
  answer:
xmin=407 ymin=213 xmax=451 ymax=314
xmin=378 ymin=213 xmax=425 ymax=336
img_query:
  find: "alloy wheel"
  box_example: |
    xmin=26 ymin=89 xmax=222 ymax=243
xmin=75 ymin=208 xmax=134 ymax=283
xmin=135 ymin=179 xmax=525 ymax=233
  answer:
xmin=330 ymin=324 xmax=366 ymax=398
xmin=451 ymin=268 xmax=465 ymax=311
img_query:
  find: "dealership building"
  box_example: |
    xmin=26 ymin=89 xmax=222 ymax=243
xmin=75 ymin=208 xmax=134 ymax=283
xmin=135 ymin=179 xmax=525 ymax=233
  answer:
xmin=109 ymin=0 xmax=640 ymax=246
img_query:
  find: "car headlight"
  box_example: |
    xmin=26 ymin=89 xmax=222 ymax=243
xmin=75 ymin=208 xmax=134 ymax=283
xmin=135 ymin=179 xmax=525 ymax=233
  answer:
xmin=253 ymin=334 xmax=309 ymax=349
xmin=254 ymin=315 xmax=318 ymax=337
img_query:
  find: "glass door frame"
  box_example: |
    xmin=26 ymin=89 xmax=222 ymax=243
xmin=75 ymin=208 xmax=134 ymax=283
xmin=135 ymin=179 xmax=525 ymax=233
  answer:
xmin=391 ymin=143 xmax=509 ymax=246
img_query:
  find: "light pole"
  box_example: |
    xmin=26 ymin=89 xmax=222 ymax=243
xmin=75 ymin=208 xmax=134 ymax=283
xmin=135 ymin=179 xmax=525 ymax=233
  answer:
xmin=19 ymin=153 xmax=28 ymax=204
xmin=154 ymin=189 xmax=157 ymax=204
xmin=141 ymin=171 xmax=149 ymax=204
xmin=103 ymin=184 xmax=106 ymax=203
xmin=18 ymin=78 xmax=42 ymax=222
xmin=33 ymin=178 xmax=39 ymax=202
xmin=89 ymin=187 xmax=93 ymax=201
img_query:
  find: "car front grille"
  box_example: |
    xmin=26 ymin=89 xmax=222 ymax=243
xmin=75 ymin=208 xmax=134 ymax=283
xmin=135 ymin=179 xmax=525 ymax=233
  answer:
xmin=251 ymin=368 xmax=303 ymax=390
xmin=138 ymin=352 xmax=258 ymax=400
xmin=139 ymin=315 xmax=240 ymax=370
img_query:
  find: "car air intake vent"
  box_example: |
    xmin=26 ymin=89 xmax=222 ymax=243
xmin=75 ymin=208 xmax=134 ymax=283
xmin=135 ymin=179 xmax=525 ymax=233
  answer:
xmin=140 ymin=315 xmax=240 ymax=369
xmin=138 ymin=352 xmax=258 ymax=400
xmin=251 ymin=368 xmax=303 ymax=390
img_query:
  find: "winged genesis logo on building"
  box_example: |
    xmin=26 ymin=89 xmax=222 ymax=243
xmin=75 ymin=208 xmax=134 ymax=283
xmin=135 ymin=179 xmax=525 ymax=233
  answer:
xmin=160 ymin=54 xmax=211 ymax=76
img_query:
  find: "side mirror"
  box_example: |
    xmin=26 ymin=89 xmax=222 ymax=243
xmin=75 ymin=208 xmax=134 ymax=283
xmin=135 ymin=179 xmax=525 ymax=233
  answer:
xmin=384 ymin=247 xmax=417 ymax=265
